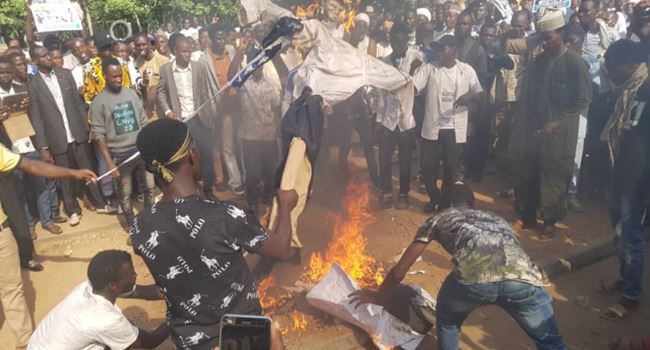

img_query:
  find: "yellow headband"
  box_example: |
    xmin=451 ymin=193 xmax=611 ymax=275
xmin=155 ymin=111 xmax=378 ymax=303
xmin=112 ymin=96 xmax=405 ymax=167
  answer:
xmin=150 ymin=130 xmax=192 ymax=183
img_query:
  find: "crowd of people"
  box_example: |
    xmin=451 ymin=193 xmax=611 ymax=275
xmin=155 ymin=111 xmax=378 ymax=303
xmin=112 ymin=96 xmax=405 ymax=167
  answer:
xmin=0 ymin=0 xmax=649 ymax=348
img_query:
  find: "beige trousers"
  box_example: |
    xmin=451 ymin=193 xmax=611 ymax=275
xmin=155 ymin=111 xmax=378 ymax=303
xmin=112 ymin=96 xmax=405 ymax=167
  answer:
xmin=269 ymin=138 xmax=311 ymax=248
xmin=0 ymin=230 xmax=33 ymax=346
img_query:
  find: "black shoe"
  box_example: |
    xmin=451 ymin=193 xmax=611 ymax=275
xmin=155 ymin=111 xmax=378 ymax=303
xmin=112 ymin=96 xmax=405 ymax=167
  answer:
xmin=233 ymin=185 xmax=245 ymax=196
xmin=395 ymin=194 xmax=409 ymax=210
xmin=521 ymin=219 xmax=539 ymax=229
xmin=204 ymin=190 xmax=218 ymax=202
xmin=423 ymin=201 xmax=437 ymax=214
xmin=23 ymin=260 xmax=44 ymax=272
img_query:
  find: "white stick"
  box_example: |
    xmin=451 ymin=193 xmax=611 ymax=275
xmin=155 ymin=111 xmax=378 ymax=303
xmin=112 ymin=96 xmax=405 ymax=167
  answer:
xmin=95 ymin=151 xmax=141 ymax=182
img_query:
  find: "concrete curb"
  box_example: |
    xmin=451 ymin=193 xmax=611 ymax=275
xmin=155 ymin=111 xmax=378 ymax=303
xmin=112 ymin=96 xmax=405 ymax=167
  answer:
xmin=539 ymin=231 xmax=650 ymax=280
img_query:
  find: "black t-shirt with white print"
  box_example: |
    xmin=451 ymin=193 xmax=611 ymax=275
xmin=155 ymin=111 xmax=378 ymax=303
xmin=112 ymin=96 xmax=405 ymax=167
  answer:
xmin=131 ymin=196 xmax=268 ymax=350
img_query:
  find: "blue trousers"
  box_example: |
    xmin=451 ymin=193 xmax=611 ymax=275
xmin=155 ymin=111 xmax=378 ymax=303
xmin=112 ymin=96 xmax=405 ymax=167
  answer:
xmin=436 ymin=276 xmax=565 ymax=350
xmin=610 ymin=194 xmax=647 ymax=301
xmin=15 ymin=151 xmax=59 ymax=227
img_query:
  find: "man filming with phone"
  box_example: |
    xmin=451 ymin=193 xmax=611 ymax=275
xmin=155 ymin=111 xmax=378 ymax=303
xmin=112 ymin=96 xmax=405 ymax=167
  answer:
xmin=132 ymin=119 xmax=294 ymax=350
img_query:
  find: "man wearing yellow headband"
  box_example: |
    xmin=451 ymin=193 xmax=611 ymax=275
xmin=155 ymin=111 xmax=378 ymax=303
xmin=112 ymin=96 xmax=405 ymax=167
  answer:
xmin=132 ymin=119 xmax=297 ymax=350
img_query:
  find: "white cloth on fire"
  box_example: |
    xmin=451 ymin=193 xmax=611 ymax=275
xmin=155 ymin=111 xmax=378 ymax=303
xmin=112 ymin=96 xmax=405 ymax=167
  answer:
xmin=306 ymin=263 xmax=435 ymax=350
xmin=240 ymin=0 xmax=414 ymax=118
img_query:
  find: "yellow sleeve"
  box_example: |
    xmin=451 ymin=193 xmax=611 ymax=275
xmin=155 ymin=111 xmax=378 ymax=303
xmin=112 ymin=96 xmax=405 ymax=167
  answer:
xmin=0 ymin=144 xmax=21 ymax=173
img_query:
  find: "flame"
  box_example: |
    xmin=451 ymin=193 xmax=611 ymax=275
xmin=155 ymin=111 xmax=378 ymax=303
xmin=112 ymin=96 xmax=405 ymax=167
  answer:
xmin=301 ymin=181 xmax=384 ymax=288
xmin=295 ymin=3 xmax=320 ymax=18
xmin=340 ymin=0 xmax=361 ymax=33
xmin=257 ymin=180 xmax=383 ymax=335
xmin=258 ymin=275 xmax=291 ymax=312
xmin=294 ymin=0 xmax=361 ymax=33
xmin=290 ymin=310 xmax=308 ymax=331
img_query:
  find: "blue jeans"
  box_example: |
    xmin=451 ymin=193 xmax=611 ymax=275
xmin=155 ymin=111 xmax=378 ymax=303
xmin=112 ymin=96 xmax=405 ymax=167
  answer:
xmin=610 ymin=194 xmax=647 ymax=301
xmin=15 ymin=151 xmax=59 ymax=227
xmin=111 ymin=149 xmax=154 ymax=226
xmin=436 ymin=276 xmax=565 ymax=350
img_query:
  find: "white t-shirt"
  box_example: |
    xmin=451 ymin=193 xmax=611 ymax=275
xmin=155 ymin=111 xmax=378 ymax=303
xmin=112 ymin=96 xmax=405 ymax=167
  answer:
xmin=437 ymin=65 xmax=461 ymax=129
xmin=28 ymin=281 xmax=139 ymax=350
xmin=180 ymin=27 xmax=199 ymax=41
xmin=413 ymin=60 xmax=483 ymax=143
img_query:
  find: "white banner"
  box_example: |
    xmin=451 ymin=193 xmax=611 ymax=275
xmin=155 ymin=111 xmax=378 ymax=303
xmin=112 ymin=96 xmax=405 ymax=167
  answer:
xmin=30 ymin=0 xmax=84 ymax=33
xmin=533 ymin=0 xmax=572 ymax=13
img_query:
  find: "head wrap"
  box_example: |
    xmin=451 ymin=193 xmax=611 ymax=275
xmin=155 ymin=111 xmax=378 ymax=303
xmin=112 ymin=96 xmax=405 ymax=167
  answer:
xmin=150 ymin=129 xmax=192 ymax=183
xmin=355 ymin=13 xmax=370 ymax=26
xmin=135 ymin=119 xmax=193 ymax=184
xmin=417 ymin=8 xmax=433 ymax=22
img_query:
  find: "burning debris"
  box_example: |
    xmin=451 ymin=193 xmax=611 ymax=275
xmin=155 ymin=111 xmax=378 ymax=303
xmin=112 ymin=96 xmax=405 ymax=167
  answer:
xmin=294 ymin=0 xmax=361 ymax=32
xmin=258 ymin=181 xmax=386 ymax=336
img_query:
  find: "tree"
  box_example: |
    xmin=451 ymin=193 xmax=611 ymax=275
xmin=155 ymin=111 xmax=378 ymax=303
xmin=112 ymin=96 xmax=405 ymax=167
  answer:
xmin=0 ymin=0 xmax=242 ymax=44
xmin=0 ymin=0 xmax=27 ymax=43
xmin=88 ymin=0 xmax=241 ymax=33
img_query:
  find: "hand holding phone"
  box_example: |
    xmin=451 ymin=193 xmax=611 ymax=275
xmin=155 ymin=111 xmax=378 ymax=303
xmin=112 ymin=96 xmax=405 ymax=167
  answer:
xmin=220 ymin=314 xmax=272 ymax=350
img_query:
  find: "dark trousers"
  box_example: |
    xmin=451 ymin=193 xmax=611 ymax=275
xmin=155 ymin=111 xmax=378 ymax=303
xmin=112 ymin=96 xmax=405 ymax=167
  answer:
xmin=611 ymin=194 xmax=647 ymax=301
xmin=465 ymin=103 xmax=492 ymax=180
xmin=378 ymin=126 xmax=415 ymax=195
xmin=515 ymin=136 xmax=574 ymax=226
xmin=53 ymin=142 xmax=106 ymax=216
xmin=112 ymin=150 xmax=154 ymax=226
xmin=0 ymin=174 xmax=34 ymax=266
xmin=421 ymin=130 xmax=464 ymax=209
xmin=187 ymin=117 xmax=215 ymax=193
xmin=243 ymin=139 xmax=278 ymax=211
xmin=340 ymin=117 xmax=380 ymax=186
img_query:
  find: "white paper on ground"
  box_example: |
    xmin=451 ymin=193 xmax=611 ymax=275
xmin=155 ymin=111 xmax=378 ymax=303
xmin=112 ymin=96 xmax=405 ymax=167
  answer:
xmin=306 ymin=263 xmax=428 ymax=350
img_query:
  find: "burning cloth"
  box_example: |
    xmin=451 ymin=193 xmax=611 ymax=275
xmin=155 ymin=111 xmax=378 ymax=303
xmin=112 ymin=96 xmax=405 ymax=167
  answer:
xmin=306 ymin=264 xmax=437 ymax=350
xmin=240 ymin=0 xmax=414 ymax=117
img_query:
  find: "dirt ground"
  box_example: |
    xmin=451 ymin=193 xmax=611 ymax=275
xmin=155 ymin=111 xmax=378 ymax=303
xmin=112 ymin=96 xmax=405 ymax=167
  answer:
xmin=0 ymin=150 xmax=645 ymax=349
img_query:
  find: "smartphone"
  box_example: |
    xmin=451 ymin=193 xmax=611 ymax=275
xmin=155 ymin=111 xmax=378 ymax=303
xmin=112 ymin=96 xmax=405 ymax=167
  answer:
xmin=219 ymin=314 xmax=272 ymax=350
xmin=1 ymin=93 xmax=28 ymax=114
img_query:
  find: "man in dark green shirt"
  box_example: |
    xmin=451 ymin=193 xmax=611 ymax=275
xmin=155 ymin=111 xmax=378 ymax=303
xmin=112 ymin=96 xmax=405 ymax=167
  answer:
xmin=510 ymin=10 xmax=592 ymax=240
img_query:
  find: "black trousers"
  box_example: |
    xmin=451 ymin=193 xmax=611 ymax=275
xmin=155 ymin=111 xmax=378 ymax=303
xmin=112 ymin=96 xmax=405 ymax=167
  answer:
xmin=339 ymin=116 xmax=380 ymax=186
xmin=378 ymin=126 xmax=415 ymax=195
xmin=52 ymin=142 xmax=105 ymax=216
xmin=187 ymin=117 xmax=216 ymax=192
xmin=243 ymin=139 xmax=278 ymax=211
xmin=421 ymin=130 xmax=464 ymax=209
xmin=465 ymin=103 xmax=492 ymax=180
xmin=0 ymin=174 xmax=34 ymax=266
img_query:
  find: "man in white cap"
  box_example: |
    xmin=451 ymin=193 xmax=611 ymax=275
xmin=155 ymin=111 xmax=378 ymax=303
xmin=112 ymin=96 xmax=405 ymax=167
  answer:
xmin=510 ymin=9 xmax=592 ymax=240
xmin=417 ymin=7 xmax=433 ymax=23
xmin=350 ymin=13 xmax=375 ymax=56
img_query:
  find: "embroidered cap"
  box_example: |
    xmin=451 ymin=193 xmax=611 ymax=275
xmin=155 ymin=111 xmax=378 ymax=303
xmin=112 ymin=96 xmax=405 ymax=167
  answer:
xmin=537 ymin=9 xmax=566 ymax=32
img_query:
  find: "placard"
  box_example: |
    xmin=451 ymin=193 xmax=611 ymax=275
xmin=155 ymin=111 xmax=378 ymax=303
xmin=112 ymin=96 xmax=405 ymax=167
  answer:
xmin=30 ymin=0 xmax=84 ymax=33
xmin=2 ymin=113 xmax=35 ymax=144
xmin=533 ymin=0 xmax=572 ymax=13
xmin=1 ymin=93 xmax=35 ymax=143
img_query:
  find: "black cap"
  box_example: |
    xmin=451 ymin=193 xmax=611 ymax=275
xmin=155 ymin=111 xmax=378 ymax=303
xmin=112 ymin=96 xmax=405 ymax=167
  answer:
xmin=94 ymin=31 xmax=114 ymax=50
